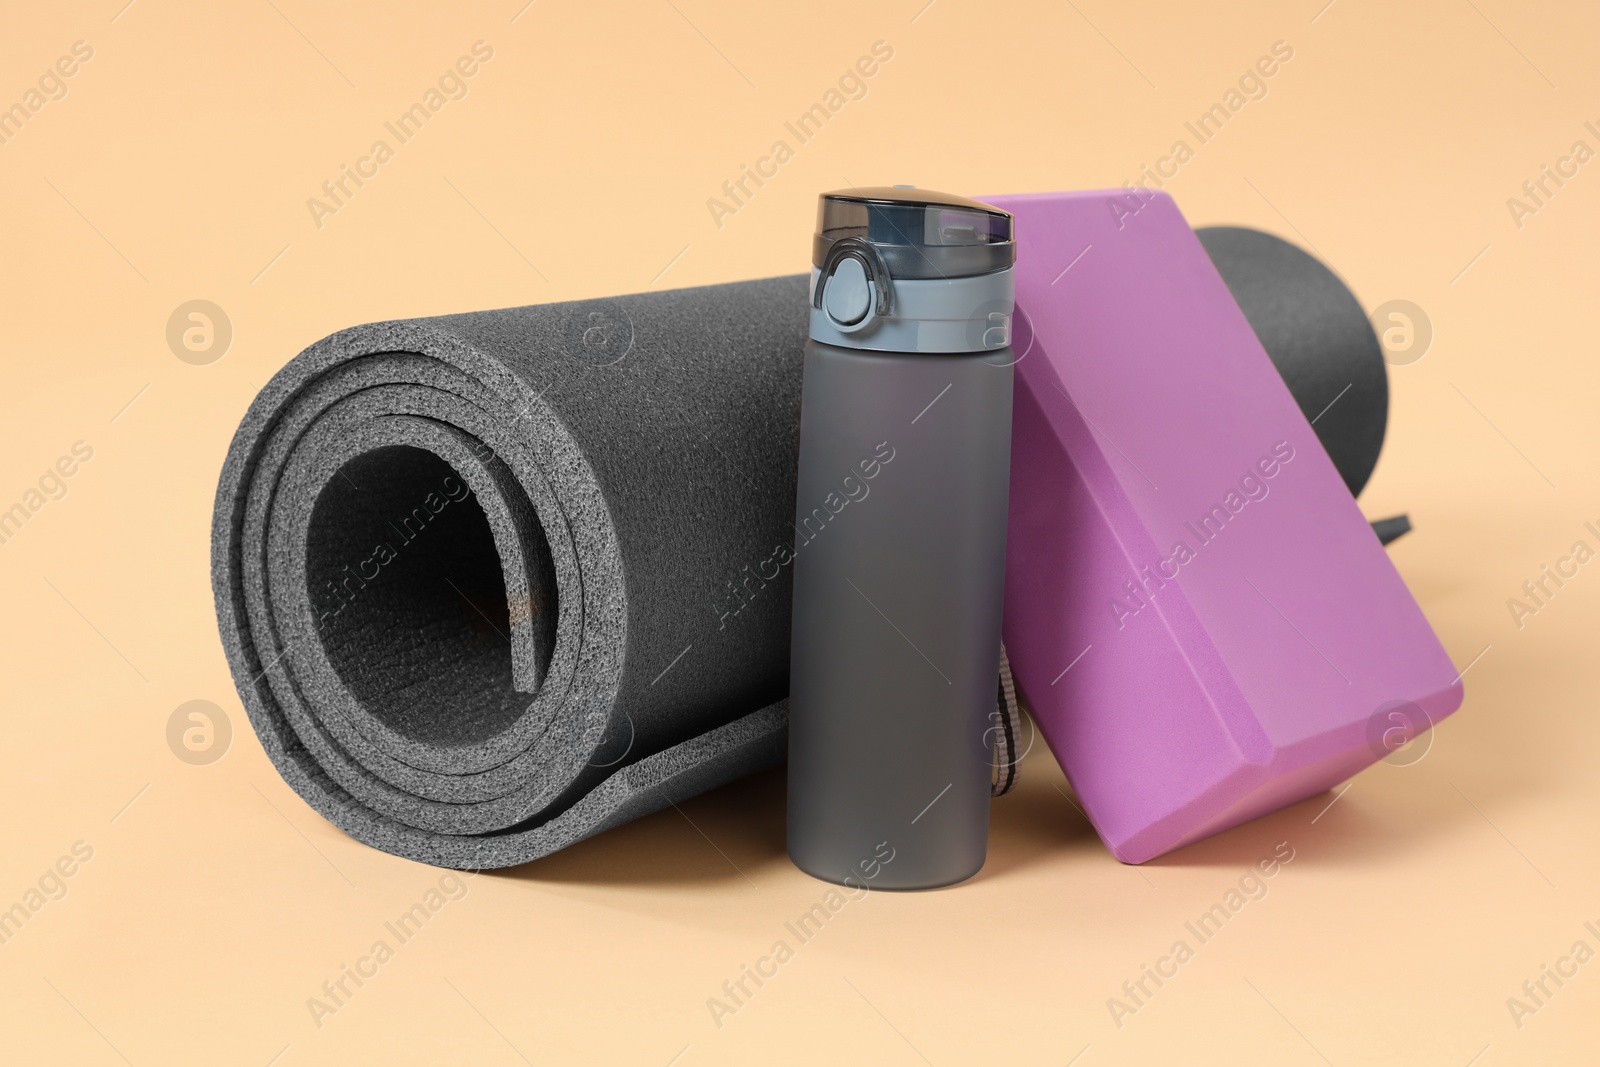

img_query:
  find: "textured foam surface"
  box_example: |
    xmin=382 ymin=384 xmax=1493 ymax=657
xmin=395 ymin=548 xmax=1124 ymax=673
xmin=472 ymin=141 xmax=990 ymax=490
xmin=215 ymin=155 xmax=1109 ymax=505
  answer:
xmin=212 ymin=277 xmax=806 ymax=868
xmin=988 ymin=190 xmax=1463 ymax=864
xmin=1197 ymin=226 xmax=1389 ymax=497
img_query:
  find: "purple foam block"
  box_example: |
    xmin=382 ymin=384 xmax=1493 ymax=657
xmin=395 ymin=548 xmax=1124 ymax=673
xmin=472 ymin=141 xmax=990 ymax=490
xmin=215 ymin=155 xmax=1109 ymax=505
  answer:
xmin=987 ymin=190 xmax=1463 ymax=863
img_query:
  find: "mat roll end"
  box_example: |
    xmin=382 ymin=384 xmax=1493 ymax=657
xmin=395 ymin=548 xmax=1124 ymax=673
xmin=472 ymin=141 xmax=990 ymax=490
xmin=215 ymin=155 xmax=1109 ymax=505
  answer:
xmin=213 ymin=277 xmax=808 ymax=868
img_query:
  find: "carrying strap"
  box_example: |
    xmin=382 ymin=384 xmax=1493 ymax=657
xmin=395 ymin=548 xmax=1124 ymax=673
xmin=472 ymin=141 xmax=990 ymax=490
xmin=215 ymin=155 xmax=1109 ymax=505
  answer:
xmin=991 ymin=643 xmax=1025 ymax=796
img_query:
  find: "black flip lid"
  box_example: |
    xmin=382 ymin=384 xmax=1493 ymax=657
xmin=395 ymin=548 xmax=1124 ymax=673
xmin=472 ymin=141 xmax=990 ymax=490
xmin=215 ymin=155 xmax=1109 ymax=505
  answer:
xmin=814 ymin=187 xmax=1014 ymax=280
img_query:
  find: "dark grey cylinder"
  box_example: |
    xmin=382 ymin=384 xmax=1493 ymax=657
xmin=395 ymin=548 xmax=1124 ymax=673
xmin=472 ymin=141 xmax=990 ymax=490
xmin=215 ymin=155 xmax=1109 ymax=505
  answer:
xmin=1195 ymin=225 xmax=1389 ymax=497
xmin=210 ymin=277 xmax=807 ymax=870
xmin=786 ymin=340 xmax=1013 ymax=889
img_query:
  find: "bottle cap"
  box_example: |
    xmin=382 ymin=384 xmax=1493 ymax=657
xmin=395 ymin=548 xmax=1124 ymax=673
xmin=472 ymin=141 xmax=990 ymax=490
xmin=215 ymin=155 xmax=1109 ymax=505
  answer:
xmin=813 ymin=187 xmax=1015 ymax=280
xmin=810 ymin=187 xmax=1015 ymax=354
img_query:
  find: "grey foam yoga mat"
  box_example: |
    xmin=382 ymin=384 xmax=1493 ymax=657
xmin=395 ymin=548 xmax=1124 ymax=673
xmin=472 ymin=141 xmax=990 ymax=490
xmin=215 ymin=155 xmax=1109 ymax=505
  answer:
xmin=1197 ymin=226 xmax=1389 ymax=498
xmin=212 ymin=276 xmax=807 ymax=869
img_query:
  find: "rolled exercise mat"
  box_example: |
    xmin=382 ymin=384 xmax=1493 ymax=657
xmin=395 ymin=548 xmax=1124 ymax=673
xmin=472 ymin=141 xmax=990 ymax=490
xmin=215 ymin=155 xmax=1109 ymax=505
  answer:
xmin=1195 ymin=226 xmax=1388 ymax=498
xmin=987 ymin=190 xmax=1464 ymax=864
xmin=211 ymin=277 xmax=809 ymax=869
xmin=1198 ymin=226 xmax=1411 ymax=545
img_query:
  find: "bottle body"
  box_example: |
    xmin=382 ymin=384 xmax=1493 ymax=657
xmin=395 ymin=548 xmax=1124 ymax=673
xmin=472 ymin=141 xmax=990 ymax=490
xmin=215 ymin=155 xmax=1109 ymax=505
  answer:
xmin=786 ymin=339 xmax=1013 ymax=889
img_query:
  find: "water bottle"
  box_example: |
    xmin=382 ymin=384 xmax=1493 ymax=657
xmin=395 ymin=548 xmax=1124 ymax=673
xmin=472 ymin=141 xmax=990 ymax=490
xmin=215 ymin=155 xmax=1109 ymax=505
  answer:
xmin=786 ymin=187 xmax=1015 ymax=889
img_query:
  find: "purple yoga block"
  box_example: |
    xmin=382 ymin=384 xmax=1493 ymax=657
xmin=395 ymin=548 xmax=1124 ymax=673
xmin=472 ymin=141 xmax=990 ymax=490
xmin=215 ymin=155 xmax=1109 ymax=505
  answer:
xmin=987 ymin=190 xmax=1463 ymax=863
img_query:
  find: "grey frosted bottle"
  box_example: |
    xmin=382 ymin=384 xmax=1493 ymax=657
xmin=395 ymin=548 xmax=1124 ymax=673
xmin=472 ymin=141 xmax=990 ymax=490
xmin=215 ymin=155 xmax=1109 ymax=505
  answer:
xmin=786 ymin=188 xmax=1015 ymax=890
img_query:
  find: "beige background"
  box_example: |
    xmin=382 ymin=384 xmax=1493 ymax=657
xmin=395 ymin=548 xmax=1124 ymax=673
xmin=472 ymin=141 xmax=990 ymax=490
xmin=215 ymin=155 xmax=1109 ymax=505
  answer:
xmin=1 ymin=0 xmax=1596 ymax=1063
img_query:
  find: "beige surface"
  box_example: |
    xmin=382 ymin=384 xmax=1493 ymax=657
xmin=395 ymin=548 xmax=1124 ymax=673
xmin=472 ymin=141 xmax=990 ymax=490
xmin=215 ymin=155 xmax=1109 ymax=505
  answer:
xmin=2 ymin=1 xmax=1597 ymax=1063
